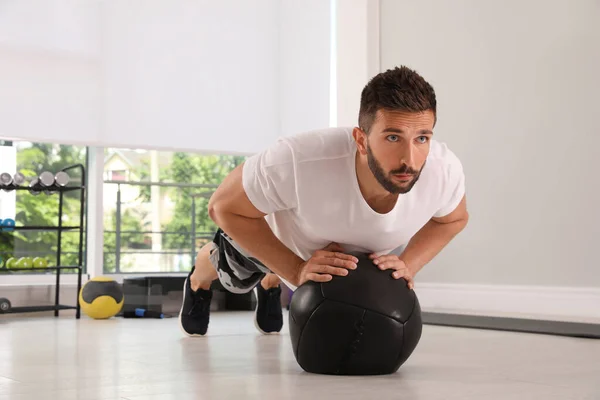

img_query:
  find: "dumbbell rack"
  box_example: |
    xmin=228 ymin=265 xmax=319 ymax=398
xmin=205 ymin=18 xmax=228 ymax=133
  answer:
xmin=0 ymin=164 xmax=85 ymax=319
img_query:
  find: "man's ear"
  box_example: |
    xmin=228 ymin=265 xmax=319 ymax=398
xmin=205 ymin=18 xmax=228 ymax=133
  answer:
xmin=352 ymin=127 xmax=368 ymax=155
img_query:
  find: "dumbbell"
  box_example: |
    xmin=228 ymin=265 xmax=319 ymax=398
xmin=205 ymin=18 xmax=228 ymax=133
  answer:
xmin=29 ymin=171 xmax=70 ymax=195
xmin=0 ymin=298 xmax=11 ymax=313
xmin=28 ymin=176 xmax=41 ymax=195
xmin=4 ymin=257 xmax=17 ymax=269
xmin=55 ymin=171 xmax=70 ymax=187
xmin=0 ymin=218 xmax=15 ymax=232
xmin=20 ymin=257 xmax=33 ymax=269
xmin=39 ymin=171 xmax=55 ymax=195
xmin=33 ymin=257 xmax=48 ymax=269
xmin=0 ymin=172 xmax=11 ymax=189
xmin=0 ymin=172 xmax=25 ymax=191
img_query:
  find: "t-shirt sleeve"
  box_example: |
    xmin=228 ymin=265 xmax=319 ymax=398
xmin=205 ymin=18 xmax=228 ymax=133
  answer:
xmin=242 ymin=138 xmax=298 ymax=215
xmin=433 ymin=148 xmax=466 ymax=218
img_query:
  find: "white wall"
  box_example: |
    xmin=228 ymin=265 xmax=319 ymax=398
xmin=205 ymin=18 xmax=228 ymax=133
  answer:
xmin=334 ymin=0 xmax=380 ymax=127
xmin=380 ymin=0 xmax=600 ymax=288
xmin=279 ymin=0 xmax=331 ymax=136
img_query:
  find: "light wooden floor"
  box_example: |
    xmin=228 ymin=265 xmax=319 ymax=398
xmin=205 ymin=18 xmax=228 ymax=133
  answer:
xmin=1 ymin=311 xmax=599 ymax=400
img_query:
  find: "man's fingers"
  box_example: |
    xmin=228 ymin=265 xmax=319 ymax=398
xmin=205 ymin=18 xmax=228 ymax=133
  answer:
xmin=391 ymin=268 xmax=410 ymax=279
xmin=306 ymin=272 xmax=332 ymax=282
xmin=328 ymin=256 xmax=358 ymax=270
xmin=372 ymin=254 xmax=400 ymax=265
xmin=324 ymin=252 xmax=359 ymax=268
xmin=391 ymin=268 xmax=414 ymax=290
xmin=376 ymin=262 xmax=400 ymax=271
xmin=316 ymin=249 xmax=358 ymax=262
xmin=376 ymin=260 xmax=405 ymax=271
xmin=310 ymin=264 xmax=350 ymax=277
xmin=314 ymin=252 xmax=357 ymax=269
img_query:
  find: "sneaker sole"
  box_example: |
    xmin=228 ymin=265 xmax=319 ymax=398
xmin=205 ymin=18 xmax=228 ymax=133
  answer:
xmin=253 ymin=286 xmax=281 ymax=335
xmin=178 ymin=277 xmax=207 ymax=337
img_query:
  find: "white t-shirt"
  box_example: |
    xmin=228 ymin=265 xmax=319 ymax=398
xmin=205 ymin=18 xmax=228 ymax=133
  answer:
xmin=242 ymin=127 xmax=466 ymax=289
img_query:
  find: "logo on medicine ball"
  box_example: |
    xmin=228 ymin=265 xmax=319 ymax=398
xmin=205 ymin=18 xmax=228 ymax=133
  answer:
xmin=78 ymin=277 xmax=124 ymax=319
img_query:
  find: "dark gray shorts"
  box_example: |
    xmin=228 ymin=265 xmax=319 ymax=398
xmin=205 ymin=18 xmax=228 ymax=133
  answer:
xmin=209 ymin=228 xmax=271 ymax=294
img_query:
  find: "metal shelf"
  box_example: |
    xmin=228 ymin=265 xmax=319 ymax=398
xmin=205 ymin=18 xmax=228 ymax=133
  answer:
xmin=3 ymin=305 xmax=77 ymax=314
xmin=0 ymin=163 xmax=86 ymax=319
xmin=0 ymin=185 xmax=84 ymax=193
xmin=0 ymin=266 xmax=81 ymax=273
xmin=0 ymin=226 xmax=81 ymax=231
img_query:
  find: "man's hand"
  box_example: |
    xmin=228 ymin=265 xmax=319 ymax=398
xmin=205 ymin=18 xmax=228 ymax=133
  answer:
xmin=369 ymin=254 xmax=415 ymax=289
xmin=296 ymin=243 xmax=358 ymax=286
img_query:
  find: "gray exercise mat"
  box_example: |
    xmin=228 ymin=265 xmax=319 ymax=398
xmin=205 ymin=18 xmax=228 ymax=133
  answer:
xmin=421 ymin=312 xmax=600 ymax=339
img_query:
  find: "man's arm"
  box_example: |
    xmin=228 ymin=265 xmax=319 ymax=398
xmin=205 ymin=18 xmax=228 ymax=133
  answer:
xmin=208 ymin=162 xmax=305 ymax=286
xmin=398 ymin=195 xmax=469 ymax=275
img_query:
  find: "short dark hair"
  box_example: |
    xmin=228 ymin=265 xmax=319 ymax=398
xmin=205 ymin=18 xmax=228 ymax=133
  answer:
xmin=358 ymin=66 xmax=437 ymax=133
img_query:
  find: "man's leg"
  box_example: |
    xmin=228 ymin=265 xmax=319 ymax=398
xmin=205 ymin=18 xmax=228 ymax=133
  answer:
xmin=254 ymin=272 xmax=284 ymax=334
xmin=179 ymin=228 xmax=285 ymax=336
xmin=190 ymin=242 xmax=218 ymax=291
xmin=179 ymin=242 xmax=216 ymax=337
xmin=260 ymin=273 xmax=281 ymax=289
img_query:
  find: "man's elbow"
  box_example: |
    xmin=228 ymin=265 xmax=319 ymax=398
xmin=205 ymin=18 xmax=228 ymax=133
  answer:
xmin=208 ymin=198 xmax=224 ymax=225
xmin=208 ymin=203 xmax=218 ymax=224
xmin=457 ymin=210 xmax=469 ymax=231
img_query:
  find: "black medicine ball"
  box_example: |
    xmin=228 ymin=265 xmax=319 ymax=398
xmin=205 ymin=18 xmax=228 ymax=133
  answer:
xmin=288 ymin=253 xmax=423 ymax=375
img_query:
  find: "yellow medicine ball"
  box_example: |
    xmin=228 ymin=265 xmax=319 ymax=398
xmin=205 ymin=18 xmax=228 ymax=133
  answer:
xmin=79 ymin=276 xmax=124 ymax=319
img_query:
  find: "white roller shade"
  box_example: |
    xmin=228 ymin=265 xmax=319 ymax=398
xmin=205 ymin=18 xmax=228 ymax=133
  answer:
xmin=0 ymin=0 xmax=333 ymax=154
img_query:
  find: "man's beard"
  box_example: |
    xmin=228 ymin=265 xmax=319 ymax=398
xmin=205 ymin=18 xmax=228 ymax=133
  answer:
xmin=366 ymin=145 xmax=425 ymax=194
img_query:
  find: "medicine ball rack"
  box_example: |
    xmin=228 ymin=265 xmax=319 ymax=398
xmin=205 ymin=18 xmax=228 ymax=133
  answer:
xmin=0 ymin=164 xmax=85 ymax=319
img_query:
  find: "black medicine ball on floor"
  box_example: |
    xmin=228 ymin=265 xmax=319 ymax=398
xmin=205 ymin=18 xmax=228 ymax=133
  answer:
xmin=288 ymin=253 xmax=423 ymax=375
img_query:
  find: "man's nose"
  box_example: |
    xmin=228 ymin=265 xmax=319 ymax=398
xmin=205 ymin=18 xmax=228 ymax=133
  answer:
xmin=400 ymin=143 xmax=416 ymax=167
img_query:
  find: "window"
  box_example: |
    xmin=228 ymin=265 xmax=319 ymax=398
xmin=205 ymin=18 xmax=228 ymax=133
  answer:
xmin=109 ymin=170 xmax=128 ymax=181
xmin=102 ymin=148 xmax=245 ymax=273
xmin=0 ymin=140 xmax=88 ymax=275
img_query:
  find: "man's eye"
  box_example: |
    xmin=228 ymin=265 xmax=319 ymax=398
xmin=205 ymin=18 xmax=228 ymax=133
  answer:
xmin=417 ymin=136 xmax=429 ymax=144
xmin=387 ymin=135 xmax=399 ymax=142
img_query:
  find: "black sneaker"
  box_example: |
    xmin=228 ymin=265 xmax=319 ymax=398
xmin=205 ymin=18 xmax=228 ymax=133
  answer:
xmin=179 ymin=269 xmax=212 ymax=336
xmin=254 ymin=284 xmax=283 ymax=334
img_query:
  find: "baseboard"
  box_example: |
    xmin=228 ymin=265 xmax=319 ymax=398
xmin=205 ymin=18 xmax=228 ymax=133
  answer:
xmin=0 ymin=274 xmax=84 ymax=287
xmin=414 ymin=283 xmax=600 ymax=322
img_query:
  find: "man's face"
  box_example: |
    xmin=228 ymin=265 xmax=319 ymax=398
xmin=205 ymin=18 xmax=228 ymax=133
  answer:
xmin=361 ymin=109 xmax=435 ymax=194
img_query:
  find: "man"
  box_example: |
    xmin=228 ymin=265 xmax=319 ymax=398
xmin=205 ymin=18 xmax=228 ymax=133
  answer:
xmin=179 ymin=66 xmax=469 ymax=336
